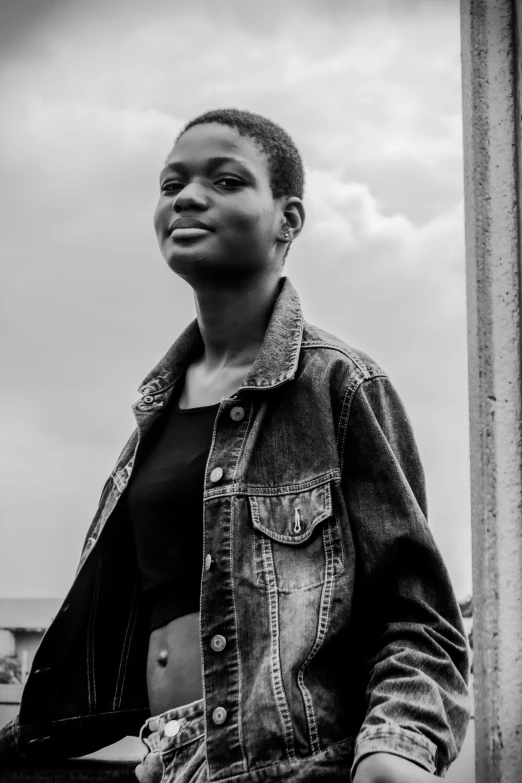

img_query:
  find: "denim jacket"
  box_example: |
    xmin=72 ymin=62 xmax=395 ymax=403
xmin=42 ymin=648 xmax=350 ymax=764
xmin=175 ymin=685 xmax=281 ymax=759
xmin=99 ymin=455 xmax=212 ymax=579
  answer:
xmin=0 ymin=276 xmax=470 ymax=780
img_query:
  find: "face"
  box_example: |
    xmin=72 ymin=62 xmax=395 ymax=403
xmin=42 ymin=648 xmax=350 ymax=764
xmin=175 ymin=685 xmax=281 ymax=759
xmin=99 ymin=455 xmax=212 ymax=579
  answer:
xmin=154 ymin=123 xmax=284 ymax=281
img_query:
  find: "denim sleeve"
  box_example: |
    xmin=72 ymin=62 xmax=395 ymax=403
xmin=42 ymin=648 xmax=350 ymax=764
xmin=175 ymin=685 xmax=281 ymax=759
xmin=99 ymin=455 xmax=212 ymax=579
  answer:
xmin=0 ymin=715 xmax=22 ymax=768
xmin=342 ymin=375 xmax=471 ymax=778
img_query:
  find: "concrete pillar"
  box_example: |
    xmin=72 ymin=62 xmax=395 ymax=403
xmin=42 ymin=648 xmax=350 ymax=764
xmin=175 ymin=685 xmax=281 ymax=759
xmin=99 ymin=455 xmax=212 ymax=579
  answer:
xmin=460 ymin=0 xmax=522 ymax=780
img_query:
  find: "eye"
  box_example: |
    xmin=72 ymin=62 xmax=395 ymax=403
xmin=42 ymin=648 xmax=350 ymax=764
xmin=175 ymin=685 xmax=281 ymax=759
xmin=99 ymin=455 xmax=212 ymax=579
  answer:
xmin=216 ymin=176 xmax=244 ymax=189
xmin=161 ymin=181 xmax=183 ymax=194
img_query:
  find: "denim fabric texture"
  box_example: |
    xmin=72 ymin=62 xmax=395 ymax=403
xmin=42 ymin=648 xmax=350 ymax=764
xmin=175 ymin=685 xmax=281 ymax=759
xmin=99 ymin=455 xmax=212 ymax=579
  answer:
xmin=135 ymin=699 xmax=207 ymax=783
xmin=0 ymin=276 xmax=470 ymax=780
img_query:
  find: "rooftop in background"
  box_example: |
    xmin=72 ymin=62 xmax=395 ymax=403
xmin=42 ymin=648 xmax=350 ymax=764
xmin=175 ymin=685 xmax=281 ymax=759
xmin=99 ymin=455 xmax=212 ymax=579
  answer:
xmin=0 ymin=598 xmax=63 ymax=631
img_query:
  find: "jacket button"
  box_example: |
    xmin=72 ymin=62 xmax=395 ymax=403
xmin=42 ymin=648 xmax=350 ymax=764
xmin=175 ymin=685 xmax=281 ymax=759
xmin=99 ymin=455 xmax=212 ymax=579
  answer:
xmin=143 ymin=395 xmax=154 ymax=403
xmin=212 ymin=706 xmax=227 ymax=725
xmin=210 ymin=467 xmax=223 ymax=483
xmin=164 ymin=719 xmax=180 ymax=737
xmin=210 ymin=635 xmax=226 ymax=652
xmin=230 ymin=406 xmax=245 ymax=422
xmin=205 ymin=554 xmax=213 ymax=571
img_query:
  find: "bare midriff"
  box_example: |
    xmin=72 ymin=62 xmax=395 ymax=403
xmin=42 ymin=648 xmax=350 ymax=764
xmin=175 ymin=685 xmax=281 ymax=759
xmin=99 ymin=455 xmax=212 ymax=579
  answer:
xmin=146 ymin=612 xmax=203 ymax=716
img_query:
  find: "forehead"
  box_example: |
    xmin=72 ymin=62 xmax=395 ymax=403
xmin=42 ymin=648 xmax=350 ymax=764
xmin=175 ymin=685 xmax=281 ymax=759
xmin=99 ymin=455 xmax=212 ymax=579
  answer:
xmin=166 ymin=123 xmax=269 ymax=175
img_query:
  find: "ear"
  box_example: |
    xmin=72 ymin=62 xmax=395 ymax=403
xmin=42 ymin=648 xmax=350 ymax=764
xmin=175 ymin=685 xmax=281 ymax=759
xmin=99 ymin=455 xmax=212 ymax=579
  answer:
xmin=278 ymin=197 xmax=305 ymax=244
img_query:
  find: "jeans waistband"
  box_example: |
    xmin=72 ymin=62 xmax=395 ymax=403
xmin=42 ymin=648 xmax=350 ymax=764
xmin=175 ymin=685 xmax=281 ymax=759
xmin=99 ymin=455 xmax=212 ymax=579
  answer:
xmin=139 ymin=697 xmax=205 ymax=754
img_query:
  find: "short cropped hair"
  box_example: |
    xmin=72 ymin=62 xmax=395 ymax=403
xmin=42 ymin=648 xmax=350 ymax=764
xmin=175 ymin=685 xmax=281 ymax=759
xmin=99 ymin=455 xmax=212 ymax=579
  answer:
xmin=176 ymin=108 xmax=305 ymax=202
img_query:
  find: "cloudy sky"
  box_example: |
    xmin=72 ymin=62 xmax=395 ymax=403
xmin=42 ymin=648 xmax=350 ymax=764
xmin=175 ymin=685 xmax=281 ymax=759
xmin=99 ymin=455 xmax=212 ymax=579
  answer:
xmin=0 ymin=0 xmax=471 ymax=599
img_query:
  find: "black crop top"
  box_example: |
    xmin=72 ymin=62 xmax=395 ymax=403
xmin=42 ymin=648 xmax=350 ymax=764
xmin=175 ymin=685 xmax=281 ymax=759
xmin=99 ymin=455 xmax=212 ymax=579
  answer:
xmin=125 ymin=381 xmax=219 ymax=632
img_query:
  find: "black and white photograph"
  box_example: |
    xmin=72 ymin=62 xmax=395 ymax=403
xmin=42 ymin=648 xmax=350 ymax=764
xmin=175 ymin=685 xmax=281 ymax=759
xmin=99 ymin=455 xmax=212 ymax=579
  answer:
xmin=1 ymin=1 xmax=519 ymax=781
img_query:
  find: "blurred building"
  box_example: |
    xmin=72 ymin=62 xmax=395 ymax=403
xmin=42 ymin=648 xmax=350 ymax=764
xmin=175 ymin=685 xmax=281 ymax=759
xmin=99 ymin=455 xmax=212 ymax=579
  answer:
xmin=0 ymin=597 xmax=62 ymax=728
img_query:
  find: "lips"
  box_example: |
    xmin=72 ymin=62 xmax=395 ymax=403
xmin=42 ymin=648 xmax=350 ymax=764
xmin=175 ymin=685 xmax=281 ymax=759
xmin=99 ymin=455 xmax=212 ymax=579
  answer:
xmin=169 ymin=216 xmax=213 ymax=242
xmin=170 ymin=217 xmax=212 ymax=231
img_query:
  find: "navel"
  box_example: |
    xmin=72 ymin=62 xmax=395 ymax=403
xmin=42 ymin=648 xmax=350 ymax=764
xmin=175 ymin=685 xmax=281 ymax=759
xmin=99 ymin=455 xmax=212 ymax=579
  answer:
xmin=157 ymin=650 xmax=169 ymax=667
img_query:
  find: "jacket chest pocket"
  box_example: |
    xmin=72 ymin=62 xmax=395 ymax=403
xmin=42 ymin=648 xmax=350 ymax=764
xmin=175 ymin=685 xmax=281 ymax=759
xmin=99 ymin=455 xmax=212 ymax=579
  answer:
xmin=248 ymin=481 xmax=344 ymax=592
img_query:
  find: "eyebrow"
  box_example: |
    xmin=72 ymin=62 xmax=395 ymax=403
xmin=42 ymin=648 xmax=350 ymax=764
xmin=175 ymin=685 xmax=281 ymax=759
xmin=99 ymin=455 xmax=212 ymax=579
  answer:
xmin=160 ymin=156 xmax=255 ymax=178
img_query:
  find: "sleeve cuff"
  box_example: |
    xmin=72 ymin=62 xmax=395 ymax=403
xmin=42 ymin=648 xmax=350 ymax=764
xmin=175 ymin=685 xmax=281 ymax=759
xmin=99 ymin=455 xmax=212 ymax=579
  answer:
xmin=351 ymin=724 xmax=439 ymax=780
xmin=0 ymin=714 xmax=22 ymax=762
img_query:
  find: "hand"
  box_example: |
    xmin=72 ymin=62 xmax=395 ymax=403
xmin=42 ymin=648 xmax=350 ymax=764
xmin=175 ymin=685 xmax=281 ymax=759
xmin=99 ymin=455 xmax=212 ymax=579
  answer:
xmin=353 ymin=753 xmax=439 ymax=783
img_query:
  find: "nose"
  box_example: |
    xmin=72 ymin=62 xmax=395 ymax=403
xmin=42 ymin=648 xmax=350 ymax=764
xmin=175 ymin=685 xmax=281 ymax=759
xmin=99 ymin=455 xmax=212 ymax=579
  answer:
xmin=173 ymin=182 xmax=208 ymax=212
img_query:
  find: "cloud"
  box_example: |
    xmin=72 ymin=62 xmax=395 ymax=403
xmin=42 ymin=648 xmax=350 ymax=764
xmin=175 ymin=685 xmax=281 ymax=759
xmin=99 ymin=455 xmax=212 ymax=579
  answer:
xmin=0 ymin=0 xmax=470 ymax=597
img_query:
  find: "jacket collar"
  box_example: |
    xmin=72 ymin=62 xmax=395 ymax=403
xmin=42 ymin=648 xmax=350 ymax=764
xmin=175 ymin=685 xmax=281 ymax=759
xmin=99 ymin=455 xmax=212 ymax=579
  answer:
xmin=137 ymin=276 xmax=304 ymax=396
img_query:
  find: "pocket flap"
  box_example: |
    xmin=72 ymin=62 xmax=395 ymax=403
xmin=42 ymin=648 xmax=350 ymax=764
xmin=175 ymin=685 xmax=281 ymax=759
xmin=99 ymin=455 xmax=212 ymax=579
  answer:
xmin=248 ymin=482 xmax=332 ymax=544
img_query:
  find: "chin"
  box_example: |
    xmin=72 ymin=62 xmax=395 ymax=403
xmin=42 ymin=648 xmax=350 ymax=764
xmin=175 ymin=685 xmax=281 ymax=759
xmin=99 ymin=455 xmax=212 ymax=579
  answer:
xmin=164 ymin=251 xmax=214 ymax=277
xmin=165 ymin=255 xmax=251 ymax=284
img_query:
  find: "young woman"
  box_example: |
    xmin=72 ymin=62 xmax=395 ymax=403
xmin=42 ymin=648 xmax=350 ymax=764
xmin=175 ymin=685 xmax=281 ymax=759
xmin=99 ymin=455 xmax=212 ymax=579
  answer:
xmin=0 ymin=109 xmax=470 ymax=782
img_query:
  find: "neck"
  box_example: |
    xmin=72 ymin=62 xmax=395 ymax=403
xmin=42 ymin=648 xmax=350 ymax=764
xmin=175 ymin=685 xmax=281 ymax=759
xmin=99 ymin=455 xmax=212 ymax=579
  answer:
xmin=191 ymin=272 xmax=283 ymax=372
